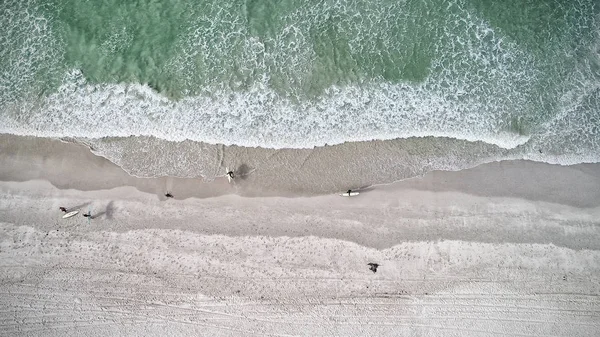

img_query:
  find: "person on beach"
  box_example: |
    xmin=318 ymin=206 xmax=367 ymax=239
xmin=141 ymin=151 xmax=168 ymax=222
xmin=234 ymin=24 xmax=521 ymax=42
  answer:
xmin=227 ymin=171 xmax=235 ymax=179
xmin=59 ymin=207 xmax=68 ymax=213
xmin=165 ymin=193 xmax=173 ymax=198
xmin=368 ymin=263 xmax=379 ymax=273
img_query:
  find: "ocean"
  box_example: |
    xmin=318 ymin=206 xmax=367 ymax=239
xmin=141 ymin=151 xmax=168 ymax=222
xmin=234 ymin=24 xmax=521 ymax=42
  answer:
xmin=1 ymin=0 xmax=599 ymax=179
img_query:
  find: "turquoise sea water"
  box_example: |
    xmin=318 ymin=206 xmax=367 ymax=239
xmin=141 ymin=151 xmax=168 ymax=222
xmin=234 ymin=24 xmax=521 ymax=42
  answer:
xmin=0 ymin=0 xmax=599 ymax=162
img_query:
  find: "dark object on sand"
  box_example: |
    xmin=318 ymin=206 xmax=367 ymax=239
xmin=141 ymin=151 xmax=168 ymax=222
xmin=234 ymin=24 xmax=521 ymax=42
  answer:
xmin=165 ymin=193 xmax=173 ymax=198
xmin=83 ymin=213 xmax=91 ymax=218
xmin=368 ymin=263 xmax=379 ymax=273
xmin=59 ymin=207 xmax=68 ymax=213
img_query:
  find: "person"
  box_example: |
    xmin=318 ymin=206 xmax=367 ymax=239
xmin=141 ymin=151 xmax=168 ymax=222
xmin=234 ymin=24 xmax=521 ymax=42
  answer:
xmin=347 ymin=189 xmax=352 ymax=196
xmin=367 ymin=263 xmax=379 ymax=273
xmin=227 ymin=171 xmax=235 ymax=179
xmin=165 ymin=193 xmax=173 ymax=198
xmin=83 ymin=213 xmax=91 ymax=218
xmin=59 ymin=207 xmax=68 ymax=213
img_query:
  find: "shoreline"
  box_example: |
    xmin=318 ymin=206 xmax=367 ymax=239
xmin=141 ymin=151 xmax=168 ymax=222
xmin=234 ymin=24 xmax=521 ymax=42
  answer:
xmin=1 ymin=133 xmax=600 ymax=207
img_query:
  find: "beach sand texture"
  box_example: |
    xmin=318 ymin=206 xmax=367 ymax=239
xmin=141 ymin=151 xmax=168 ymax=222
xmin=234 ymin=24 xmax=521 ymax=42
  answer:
xmin=1 ymin=135 xmax=600 ymax=336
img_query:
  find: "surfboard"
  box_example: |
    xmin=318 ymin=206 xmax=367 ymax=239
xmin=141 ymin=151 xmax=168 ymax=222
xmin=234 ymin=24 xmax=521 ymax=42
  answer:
xmin=226 ymin=167 xmax=232 ymax=183
xmin=340 ymin=192 xmax=359 ymax=197
xmin=62 ymin=211 xmax=79 ymax=219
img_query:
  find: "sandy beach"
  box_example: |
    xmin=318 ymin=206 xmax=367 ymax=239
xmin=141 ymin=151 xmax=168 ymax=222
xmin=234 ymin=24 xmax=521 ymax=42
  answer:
xmin=1 ymin=134 xmax=600 ymax=336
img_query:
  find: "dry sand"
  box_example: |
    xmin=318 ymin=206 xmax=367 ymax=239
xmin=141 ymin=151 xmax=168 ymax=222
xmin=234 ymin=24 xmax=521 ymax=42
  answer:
xmin=1 ymin=135 xmax=600 ymax=336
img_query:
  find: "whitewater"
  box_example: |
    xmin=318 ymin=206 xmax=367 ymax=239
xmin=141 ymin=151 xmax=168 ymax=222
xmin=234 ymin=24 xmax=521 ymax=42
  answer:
xmin=1 ymin=0 xmax=599 ymax=177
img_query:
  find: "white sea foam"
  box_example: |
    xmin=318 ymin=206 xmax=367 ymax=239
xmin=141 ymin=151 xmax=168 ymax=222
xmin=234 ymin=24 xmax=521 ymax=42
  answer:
xmin=1 ymin=0 xmax=598 ymax=169
xmin=0 ymin=0 xmax=544 ymax=151
xmin=1 ymin=67 xmax=536 ymax=150
xmin=0 ymin=0 xmax=63 ymax=108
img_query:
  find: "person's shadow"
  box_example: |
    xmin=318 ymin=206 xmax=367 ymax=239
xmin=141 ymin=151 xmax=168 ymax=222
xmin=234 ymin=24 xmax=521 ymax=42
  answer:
xmin=90 ymin=201 xmax=115 ymax=219
xmin=235 ymin=163 xmax=253 ymax=180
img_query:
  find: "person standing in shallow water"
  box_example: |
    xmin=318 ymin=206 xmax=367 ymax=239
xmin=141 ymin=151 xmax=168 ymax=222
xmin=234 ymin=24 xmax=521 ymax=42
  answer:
xmin=59 ymin=207 xmax=67 ymax=213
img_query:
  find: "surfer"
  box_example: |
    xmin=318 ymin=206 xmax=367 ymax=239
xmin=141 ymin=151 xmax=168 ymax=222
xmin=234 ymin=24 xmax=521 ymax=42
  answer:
xmin=83 ymin=213 xmax=91 ymax=218
xmin=227 ymin=171 xmax=235 ymax=179
xmin=367 ymin=263 xmax=379 ymax=273
xmin=347 ymin=189 xmax=352 ymax=196
xmin=165 ymin=193 xmax=173 ymax=198
xmin=59 ymin=207 xmax=68 ymax=213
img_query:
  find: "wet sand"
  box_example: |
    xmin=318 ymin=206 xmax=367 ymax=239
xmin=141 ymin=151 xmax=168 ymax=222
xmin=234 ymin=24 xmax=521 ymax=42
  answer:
xmin=2 ymin=134 xmax=600 ymax=203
